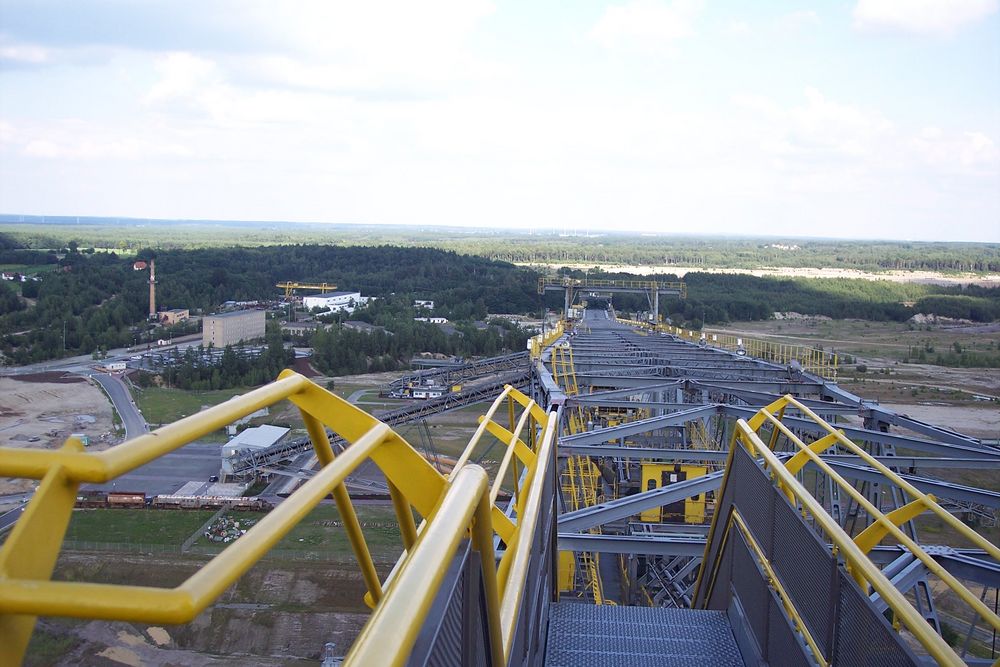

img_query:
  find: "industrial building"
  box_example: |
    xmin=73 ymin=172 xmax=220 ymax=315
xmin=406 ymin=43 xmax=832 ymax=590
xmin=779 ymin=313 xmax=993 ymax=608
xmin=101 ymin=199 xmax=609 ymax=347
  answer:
xmin=202 ymin=309 xmax=265 ymax=348
xmin=220 ymin=424 xmax=290 ymax=480
xmin=158 ymin=308 xmax=189 ymax=325
xmin=302 ymin=290 xmax=363 ymax=313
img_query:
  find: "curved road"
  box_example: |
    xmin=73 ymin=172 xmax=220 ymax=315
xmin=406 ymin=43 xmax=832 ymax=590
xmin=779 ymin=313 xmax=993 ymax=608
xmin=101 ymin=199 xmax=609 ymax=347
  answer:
xmin=90 ymin=372 xmax=148 ymax=440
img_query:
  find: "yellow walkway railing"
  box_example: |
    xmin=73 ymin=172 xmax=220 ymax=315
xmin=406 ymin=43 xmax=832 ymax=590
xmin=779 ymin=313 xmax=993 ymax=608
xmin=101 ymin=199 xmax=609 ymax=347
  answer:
xmin=528 ymin=320 xmax=565 ymax=359
xmin=696 ymin=395 xmax=1000 ymax=667
xmin=0 ymin=371 xmax=557 ymax=667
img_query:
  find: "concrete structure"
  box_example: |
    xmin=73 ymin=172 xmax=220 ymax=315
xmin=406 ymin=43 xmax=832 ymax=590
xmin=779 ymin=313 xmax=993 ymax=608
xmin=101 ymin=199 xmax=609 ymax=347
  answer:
xmin=222 ymin=425 xmax=290 ymax=459
xmin=202 ymin=309 xmax=266 ymax=348
xmin=303 ymin=291 xmax=363 ymax=313
xmin=159 ymin=308 xmax=189 ymax=325
xmin=414 ymin=299 xmax=434 ymax=309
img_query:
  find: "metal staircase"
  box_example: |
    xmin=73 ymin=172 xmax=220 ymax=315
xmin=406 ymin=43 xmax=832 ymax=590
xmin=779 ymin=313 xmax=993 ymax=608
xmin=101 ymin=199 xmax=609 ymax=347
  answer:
xmin=545 ymin=604 xmax=744 ymax=667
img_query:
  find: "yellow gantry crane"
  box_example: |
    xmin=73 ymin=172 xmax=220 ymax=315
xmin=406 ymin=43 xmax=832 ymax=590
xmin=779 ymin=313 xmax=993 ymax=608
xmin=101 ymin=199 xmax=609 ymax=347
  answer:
xmin=276 ymin=282 xmax=337 ymax=299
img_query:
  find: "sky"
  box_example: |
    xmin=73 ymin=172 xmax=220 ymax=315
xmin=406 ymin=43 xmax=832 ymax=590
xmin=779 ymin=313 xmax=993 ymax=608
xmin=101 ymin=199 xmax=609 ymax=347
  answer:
xmin=0 ymin=0 xmax=998 ymax=242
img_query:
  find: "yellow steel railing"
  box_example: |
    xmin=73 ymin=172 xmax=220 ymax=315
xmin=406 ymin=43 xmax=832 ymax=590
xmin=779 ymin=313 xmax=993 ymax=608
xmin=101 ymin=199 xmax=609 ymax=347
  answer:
xmin=528 ymin=320 xmax=565 ymax=359
xmin=621 ymin=320 xmax=839 ymax=380
xmin=695 ymin=395 xmax=1000 ymax=667
xmin=707 ymin=509 xmax=827 ymax=665
xmin=702 ymin=331 xmax=838 ymax=380
xmin=0 ymin=371 xmax=557 ymax=667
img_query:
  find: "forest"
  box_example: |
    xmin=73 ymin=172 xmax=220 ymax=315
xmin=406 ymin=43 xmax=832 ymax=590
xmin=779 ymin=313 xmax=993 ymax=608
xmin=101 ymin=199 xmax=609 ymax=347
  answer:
xmin=0 ymin=240 xmax=543 ymax=366
xmin=1 ymin=233 xmax=998 ymax=369
xmin=3 ymin=218 xmax=999 ymax=273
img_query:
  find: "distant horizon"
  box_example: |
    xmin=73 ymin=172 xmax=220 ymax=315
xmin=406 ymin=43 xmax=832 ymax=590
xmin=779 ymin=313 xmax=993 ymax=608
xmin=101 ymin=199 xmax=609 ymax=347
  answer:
xmin=2 ymin=212 xmax=998 ymax=245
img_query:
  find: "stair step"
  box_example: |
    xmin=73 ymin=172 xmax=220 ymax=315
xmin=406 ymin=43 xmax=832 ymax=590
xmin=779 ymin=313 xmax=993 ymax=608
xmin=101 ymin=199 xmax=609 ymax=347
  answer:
xmin=545 ymin=603 xmax=744 ymax=667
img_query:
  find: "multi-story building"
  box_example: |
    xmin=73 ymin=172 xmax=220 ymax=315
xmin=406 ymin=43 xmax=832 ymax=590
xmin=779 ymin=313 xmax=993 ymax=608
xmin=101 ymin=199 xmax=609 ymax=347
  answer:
xmin=202 ymin=309 xmax=265 ymax=348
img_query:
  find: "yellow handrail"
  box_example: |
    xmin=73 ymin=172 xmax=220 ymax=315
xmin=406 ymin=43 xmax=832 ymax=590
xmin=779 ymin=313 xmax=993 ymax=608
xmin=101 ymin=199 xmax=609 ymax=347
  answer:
xmin=722 ymin=510 xmax=827 ymax=666
xmin=528 ymin=320 xmax=564 ymax=359
xmin=0 ymin=372 xmax=557 ymax=667
xmin=695 ymin=395 xmax=1000 ymax=667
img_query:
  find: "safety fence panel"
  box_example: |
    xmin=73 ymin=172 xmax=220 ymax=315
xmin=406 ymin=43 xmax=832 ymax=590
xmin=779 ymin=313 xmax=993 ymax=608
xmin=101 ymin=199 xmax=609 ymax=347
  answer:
xmin=697 ymin=445 xmax=920 ymax=667
xmin=833 ymin=569 xmax=921 ymax=667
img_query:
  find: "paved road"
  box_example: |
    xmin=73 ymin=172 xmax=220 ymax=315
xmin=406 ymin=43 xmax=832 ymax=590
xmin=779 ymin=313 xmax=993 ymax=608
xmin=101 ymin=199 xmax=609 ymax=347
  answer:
xmin=85 ymin=442 xmax=222 ymax=496
xmin=90 ymin=372 xmax=148 ymax=440
xmin=0 ymin=506 xmax=25 ymax=533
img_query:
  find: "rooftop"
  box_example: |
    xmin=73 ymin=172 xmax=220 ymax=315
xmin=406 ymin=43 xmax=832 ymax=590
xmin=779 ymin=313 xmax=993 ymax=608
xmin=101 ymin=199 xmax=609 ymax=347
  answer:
xmin=206 ymin=309 xmax=265 ymax=319
xmin=225 ymin=424 xmax=289 ymax=449
xmin=309 ymin=291 xmax=359 ymax=298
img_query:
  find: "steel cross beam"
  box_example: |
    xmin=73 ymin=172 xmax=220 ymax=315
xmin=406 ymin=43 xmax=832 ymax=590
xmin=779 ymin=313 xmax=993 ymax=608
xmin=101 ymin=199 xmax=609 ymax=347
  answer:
xmin=818 ymin=460 xmax=1000 ymax=508
xmin=559 ymin=404 xmax=719 ymax=446
xmin=556 ymin=533 xmax=707 ymax=557
xmin=557 ymin=470 xmax=725 ymax=532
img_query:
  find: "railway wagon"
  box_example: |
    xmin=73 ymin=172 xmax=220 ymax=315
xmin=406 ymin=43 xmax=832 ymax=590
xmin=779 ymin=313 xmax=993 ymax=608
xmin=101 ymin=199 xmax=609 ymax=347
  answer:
xmin=106 ymin=492 xmax=147 ymax=508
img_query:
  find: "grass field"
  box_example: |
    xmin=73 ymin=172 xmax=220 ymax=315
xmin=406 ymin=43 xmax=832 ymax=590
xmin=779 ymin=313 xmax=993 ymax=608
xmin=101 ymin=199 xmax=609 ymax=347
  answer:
xmin=131 ymin=386 xmax=249 ymax=425
xmin=709 ymin=319 xmax=1000 ymax=368
xmin=0 ymin=263 xmax=59 ymax=275
xmin=190 ymin=504 xmax=404 ymax=561
xmin=64 ymin=509 xmax=216 ymax=545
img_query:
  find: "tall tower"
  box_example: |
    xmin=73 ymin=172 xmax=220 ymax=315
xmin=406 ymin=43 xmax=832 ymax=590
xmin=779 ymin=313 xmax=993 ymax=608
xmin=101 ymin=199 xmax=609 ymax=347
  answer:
xmin=148 ymin=259 xmax=157 ymax=320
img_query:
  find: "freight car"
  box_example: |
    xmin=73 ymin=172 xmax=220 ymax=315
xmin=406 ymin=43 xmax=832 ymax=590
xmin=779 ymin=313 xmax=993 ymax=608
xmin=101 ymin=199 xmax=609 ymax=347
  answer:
xmin=151 ymin=495 xmax=273 ymax=511
xmin=106 ymin=492 xmax=147 ymax=508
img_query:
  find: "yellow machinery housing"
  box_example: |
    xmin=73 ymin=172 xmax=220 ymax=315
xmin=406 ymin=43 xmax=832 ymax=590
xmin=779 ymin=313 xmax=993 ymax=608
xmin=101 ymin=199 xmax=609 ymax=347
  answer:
xmin=639 ymin=463 xmax=707 ymax=524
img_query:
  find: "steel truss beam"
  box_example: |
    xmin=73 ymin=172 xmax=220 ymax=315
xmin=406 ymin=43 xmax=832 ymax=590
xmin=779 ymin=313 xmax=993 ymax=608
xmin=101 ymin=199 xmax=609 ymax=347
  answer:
xmin=558 ymin=470 xmax=725 ymax=532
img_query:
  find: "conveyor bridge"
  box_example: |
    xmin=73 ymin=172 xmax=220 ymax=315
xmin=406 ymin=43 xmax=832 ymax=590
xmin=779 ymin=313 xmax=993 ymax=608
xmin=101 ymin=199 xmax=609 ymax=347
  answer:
xmin=1 ymin=314 xmax=998 ymax=666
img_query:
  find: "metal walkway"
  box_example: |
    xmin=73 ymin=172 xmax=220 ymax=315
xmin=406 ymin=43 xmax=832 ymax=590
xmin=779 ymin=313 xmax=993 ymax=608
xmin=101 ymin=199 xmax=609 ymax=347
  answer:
xmin=545 ymin=604 xmax=744 ymax=667
xmin=2 ymin=312 xmax=999 ymax=666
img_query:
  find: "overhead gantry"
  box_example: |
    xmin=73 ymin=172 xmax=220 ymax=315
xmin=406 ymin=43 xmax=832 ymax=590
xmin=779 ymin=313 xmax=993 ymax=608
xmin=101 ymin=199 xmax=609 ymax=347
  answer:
xmin=537 ymin=277 xmax=686 ymax=322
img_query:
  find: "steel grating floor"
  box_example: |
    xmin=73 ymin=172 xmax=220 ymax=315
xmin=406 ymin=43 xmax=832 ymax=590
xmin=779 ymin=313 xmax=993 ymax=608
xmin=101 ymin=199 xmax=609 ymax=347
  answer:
xmin=544 ymin=602 xmax=746 ymax=667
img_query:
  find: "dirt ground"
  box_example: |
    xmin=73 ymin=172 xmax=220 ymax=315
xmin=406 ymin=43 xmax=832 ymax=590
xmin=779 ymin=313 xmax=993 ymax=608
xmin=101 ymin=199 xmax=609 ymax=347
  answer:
xmin=0 ymin=374 xmax=115 ymax=495
xmin=29 ymin=553 xmax=374 ymax=666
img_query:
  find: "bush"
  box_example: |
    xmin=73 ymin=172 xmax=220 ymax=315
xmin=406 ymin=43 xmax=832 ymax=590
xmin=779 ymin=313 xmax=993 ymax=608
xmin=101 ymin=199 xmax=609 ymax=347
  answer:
xmin=856 ymin=364 xmax=868 ymax=374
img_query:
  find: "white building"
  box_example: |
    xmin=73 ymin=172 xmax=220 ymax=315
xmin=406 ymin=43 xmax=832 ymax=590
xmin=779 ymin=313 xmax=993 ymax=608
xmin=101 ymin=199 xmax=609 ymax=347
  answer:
xmin=414 ymin=316 xmax=449 ymax=324
xmin=222 ymin=424 xmax=290 ymax=458
xmin=220 ymin=424 xmax=290 ymax=481
xmin=303 ymin=291 xmax=364 ymax=314
xmin=414 ymin=300 xmax=434 ymax=309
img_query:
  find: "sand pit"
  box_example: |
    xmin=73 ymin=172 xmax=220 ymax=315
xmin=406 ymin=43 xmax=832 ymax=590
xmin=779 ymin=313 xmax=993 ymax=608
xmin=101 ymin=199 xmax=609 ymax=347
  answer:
xmin=0 ymin=374 xmax=116 ymax=493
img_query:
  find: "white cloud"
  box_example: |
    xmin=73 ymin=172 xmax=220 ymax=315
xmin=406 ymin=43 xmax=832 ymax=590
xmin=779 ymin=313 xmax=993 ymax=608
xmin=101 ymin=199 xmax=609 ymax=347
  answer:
xmin=777 ymin=10 xmax=821 ymax=30
xmin=912 ymin=127 xmax=999 ymax=169
xmin=7 ymin=119 xmax=191 ymax=160
xmin=725 ymin=20 xmax=751 ymax=35
xmin=0 ymin=41 xmax=50 ymax=64
xmin=853 ymin=0 xmax=998 ymax=35
xmin=734 ymin=87 xmax=894 ymax=163
xmin=591 ymin=0 xmax=703 ymax=52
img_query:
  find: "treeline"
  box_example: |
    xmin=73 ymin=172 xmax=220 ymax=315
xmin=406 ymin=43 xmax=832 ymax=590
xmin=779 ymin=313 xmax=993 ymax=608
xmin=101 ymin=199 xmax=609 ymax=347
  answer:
xmin=3 ymin=234 xmax=998 ymax=367
xmin=135 ymin=321 xmax=293 ymax=390
xmin=481 ymin=239 xmax=1000 ymax=273
xmin=561 ymin=268 xmax=1000 ymax=325
xmin=308 ymin=313 xmax=529 ymax=376
xmin=669 ymin=274 xmax=1000 ymax=324
xmin=5 ymin=222 xmax=999 ymax=273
